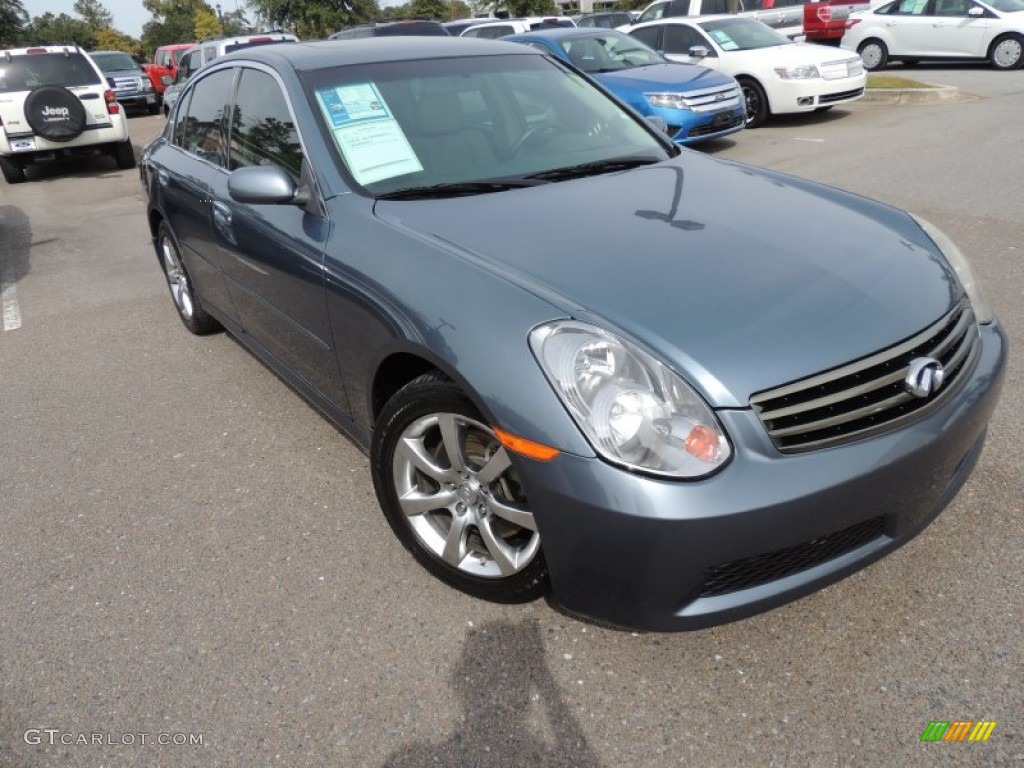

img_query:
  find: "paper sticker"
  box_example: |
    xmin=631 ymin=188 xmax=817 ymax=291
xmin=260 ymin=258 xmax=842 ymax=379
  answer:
xmin=315 ymin=83 xmax=423 ymax=185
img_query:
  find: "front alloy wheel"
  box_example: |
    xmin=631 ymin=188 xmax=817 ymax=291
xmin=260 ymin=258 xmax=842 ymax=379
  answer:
xmin=372 ymin=374 xmax=547 ymax=603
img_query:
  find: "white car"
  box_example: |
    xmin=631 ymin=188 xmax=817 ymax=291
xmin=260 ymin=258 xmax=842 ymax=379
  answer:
xmin=0 ymin=45 xmax=133 ymax=184
xmin=841 ymin=0 xmax=1024 ymax=71
xmin=628 ymin=16 xmax=866 ymax=126
xmin=460 ymin=17 xmax=577 ymax=38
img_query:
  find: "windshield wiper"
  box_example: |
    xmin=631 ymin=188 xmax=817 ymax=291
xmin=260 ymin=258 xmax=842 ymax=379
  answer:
xmin=376 ymin=180 xmax=539 ymax=200
xmin=523 ymin=156 xmax=660 ymax=182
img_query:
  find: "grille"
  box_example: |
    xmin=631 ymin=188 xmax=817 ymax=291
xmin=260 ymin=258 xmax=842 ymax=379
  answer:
xmin=819 ymin=87 xmax=865 ymax=104
xmin=751 ymin=300 xmax=980 ymax=453
xmin=687 ymin=113 xmax=745 ymax=138
xmin=819 ymin=59 xmax=864 ymax=80
xmin=699 ymin=516 xmax=885 ymax=598
xmin=677 ymin=84 xmax=742 ymax=113
xmin=112 ymin=76 xmax=144 ymax=93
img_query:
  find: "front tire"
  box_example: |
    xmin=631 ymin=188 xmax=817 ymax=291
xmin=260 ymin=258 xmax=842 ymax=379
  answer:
xmin=990 ymin=34 xmax=1024 ymax=70
xmin=739 ymin=77 xmax=769 ymax=128
xmin=371 ymin=373 xmax=548 ymax=603
xmin=0 ymin=156 xmax=26 ymax=184
xmin=858 ymin=39 xmax=889 ymax=71
xmin=156 ymin=221 xmax=221 ymax=335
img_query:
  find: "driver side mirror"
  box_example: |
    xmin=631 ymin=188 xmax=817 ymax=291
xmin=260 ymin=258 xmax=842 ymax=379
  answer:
xmin=968 ymin=6 xmax=984 ymax=14
xmin=161 ymin=74 xmax=173 ymax=86
xmin=689 ymin=45 xmax=709 ymax=59
xmin=228 ymin=165 xmax=310 ymax=207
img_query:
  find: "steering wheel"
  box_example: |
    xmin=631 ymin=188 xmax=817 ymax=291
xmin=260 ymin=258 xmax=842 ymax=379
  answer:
xmin=508 ymin=123 xmax=560 ymax=157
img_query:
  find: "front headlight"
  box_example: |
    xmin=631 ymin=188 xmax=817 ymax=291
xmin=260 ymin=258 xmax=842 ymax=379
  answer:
xmin=645 ymin=92 xmax=691 ymax=110
xmin=912 ymin=215 xmax=993 ymax=324
xmin=774 ymin=65 xmax=820 ymax=79
xmin=530 ymin=321 xmax=731 ymax=478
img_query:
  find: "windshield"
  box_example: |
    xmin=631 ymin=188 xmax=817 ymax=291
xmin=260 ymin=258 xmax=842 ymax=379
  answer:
xmin=698 ymin=18 xmax=791 ymax=50
xmin=173 ymin=48 xmax=189 ymax=63
xmin=91 ymin=52 xmax=139 ymax=73
xmin=558 ymin=31 xmax=666 ymax=72
xmin=301 ymin=53 xmax=670 ymax=197
xmin=0 ymin=52 xmax=102 ymax=93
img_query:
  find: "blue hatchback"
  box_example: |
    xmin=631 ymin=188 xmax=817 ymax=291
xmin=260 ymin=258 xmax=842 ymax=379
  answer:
xmin=503 ymin=28 xmax=746 ymax=145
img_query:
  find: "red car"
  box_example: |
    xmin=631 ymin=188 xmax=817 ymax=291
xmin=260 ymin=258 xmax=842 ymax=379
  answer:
xmin=803 ymin=0 xmax=870 ymax=42
xmin=144 ymin=43 xmax=195 ymax=95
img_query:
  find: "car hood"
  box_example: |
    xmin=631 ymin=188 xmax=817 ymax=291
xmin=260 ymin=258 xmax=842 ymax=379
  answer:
xmin=374 ymin=153 xmax=960 ymax=407
xmin=595 ymin=62 xmax=733 ymax=91
xmin=726 ymin=42 xmax=861 ymax=67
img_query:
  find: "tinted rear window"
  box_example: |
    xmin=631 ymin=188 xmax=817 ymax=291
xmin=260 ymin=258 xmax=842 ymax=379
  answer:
xmin=0 ymin=52 xmax=102 ymax=93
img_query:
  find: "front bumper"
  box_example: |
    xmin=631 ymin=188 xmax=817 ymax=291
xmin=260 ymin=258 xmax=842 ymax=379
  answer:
xmin=651 ymin=104 xmax=747 ymax=145
xmin=770 ymin=74 xmax=867 ymax=113
xmin=523 ymin=321 xmax=1006 ymax=631
xmin=116 ymin=91 xmax=157 ymax=109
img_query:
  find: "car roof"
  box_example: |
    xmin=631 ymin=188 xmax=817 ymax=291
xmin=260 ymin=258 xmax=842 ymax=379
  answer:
xmin=1 ymin=45 xmax=85 ymax=56
xmin=220 ymin=37 xmax=540 ymax=71
xmin=508 ymin=27 xmax=630 ymax=40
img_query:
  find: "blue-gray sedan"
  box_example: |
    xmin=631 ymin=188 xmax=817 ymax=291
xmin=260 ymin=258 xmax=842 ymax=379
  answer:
xmin=140 ymin=38 xmax=1006 ymax=631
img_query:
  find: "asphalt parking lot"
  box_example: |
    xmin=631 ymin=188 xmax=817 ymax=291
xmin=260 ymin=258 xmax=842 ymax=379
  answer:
xmin=1 ymin=67 xmax=1021 ymax=767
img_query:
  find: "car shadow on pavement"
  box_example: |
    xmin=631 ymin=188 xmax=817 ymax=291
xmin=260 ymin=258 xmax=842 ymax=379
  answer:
xmin=381 ymin=618 xmax=603 ymax=768
xmin=0 ymin=205 xmax=32 ymax=286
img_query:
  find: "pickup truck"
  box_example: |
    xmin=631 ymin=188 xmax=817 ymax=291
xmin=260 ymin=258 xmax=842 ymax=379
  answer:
xmin=802 ymin=0 xmax=869 ymax=42
xmin=144 ymin=42 xmax=195 ymax=97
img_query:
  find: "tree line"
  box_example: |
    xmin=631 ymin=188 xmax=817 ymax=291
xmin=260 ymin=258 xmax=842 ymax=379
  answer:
xmin=1 ymin=0 xmax=641 ymax=60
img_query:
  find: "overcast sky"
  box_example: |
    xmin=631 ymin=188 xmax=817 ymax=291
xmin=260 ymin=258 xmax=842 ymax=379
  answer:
xmin=24 ymin=0 xmax=403 ymax=38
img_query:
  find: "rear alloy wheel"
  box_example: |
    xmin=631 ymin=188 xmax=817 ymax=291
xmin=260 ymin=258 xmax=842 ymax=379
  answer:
xmin=858 ymin=39 xmax=889 ymax=71
xmin=739 ymin=78 xmax=769 ymax=128
xmin=156 ymin=221 xmax=221 ymax=335
xmin=112 ymin=139 xmax=136 ymax=170
xmin=0 ymin=156 xmax=27 ymax=184
xmin=372 ymin=373 xmax=547 ymax=603
xmin=990 ymin=34 xmax=1024 ymax=70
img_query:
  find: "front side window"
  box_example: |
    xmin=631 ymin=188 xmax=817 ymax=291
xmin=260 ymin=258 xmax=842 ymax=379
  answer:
xmin=156 ymin=50 xmax=171 ymax=67
xmin=302 ymin=54 xmax=670 ymax=196
xmin=664 ymin=24 xmax=711 ymax=54
xmin=893 ymin=0 xmax=929 ymax=13
xmin=0 ymin=53 xmax=101 ymax=93
xmin=229 ymin=68 xmax=304 ymax=183
xmin=177 ymin=68 xmax=234 ymax=168
xmin=629 ymin=25 xmax=663 ymax=49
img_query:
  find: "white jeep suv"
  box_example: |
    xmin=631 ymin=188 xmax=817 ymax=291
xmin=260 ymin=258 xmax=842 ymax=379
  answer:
xmin=0 ymin=45 xmax=134 ymax=184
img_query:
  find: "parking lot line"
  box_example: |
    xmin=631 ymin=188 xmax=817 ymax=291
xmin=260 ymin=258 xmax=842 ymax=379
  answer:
xmin=2 ymin=277 xmax=21 ymax=331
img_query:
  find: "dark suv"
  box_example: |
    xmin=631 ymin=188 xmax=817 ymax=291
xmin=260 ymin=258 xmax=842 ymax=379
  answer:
xmin=90 ymin=50 xmax=159 ymax=114
xmin=328 ymin=20 xmax=450 ymax=39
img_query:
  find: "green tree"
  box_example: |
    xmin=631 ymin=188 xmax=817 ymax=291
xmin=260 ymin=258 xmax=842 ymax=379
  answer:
xmin=481 ymin=0 xmax=557 ymax=15
xmin=449 ymin=0 xmax=470 ymax=19
xmin=219 ymin=8 xmax=253 ymax=35
xmin=73 ymin=0 xmax=113 ymax=30
xmin=141 ymin=0 xmax=200 ymax=56
xmin=26 ymin=12 xmax=96 ymax=47
xmin=194 ymin=4 xmax=222 ymax=37
xmin=0 ymin=0 xmax=29 ymax=46
xmin=248 ymin=0 xmax=381 ymax=38
xmin=94 ymin=26 xmax=142 ymax=53
xmin=409 ymin=0 xmax=450 ymax=19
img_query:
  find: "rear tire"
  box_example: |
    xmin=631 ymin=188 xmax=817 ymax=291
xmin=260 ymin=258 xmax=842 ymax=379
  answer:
xmin=156 ymin=221 xmax=221 ymax=335
xmin=113 ymin=139 xmax=136 ymax=170
xmin=989 ymin=33 xmax=1024 ymax=70
xmin=858 ymin=39 xmax=889 ymax=71
xmin=0 ymin=156 xmax=26 ymax=184
xmin=148 ymin=103 xmax=161 ymax=115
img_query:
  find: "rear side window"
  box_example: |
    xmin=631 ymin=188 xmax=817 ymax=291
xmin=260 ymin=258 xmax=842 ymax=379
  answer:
xmin=176 ymin=68 xmax=234 ymax=168
xmin=229 ymin=68 xmax=304 ymax=182
xmin=464 ymin=24 xmax=515 ymax=38
xmin=0 ymin=52 xmax=101 ymax=93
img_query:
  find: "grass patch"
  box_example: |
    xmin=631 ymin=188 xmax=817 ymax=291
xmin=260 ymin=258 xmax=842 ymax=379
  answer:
xmin=867 ymin=74 xmax=937 ymax=89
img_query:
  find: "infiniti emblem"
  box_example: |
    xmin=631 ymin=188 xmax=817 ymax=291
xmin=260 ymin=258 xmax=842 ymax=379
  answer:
xmin=905 ymin=357 xmax=945 ymax=398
